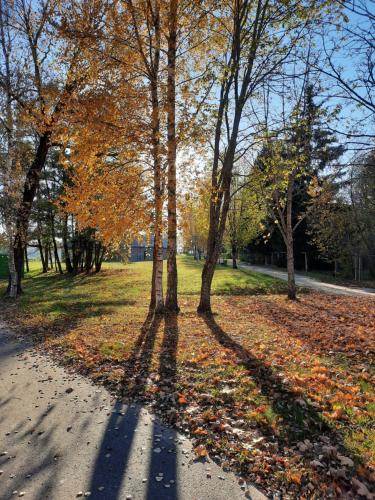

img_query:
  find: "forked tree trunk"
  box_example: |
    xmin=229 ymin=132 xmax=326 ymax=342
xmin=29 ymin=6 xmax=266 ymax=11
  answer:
xmin=165 ymin=0 xmax=179 ymax=312
xmin=198 ymin=134 xmax=239 ymax=313
xmin=13 ymin=131 xmax=51 ymax=292
xmin=198 ymin=200 xmax=229 ymax=313
xmin=198 ymin=187 xmax=231 ymax=313
xmin=198 ymin=0 xmax=272 ymax=314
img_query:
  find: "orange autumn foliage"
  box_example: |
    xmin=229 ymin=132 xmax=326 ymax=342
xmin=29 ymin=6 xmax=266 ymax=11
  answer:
xmin=59 ymin=68 xmax=150 ymax=247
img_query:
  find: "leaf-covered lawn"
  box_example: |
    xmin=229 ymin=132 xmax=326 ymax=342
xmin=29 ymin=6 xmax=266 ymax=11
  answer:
xmin=1 ymin=257 xmax=374 ymax=498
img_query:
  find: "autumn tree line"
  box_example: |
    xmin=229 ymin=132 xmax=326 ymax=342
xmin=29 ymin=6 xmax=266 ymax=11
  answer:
xmin=181 ymin=89 xmax=375 ymax=296
xmin=0 ymin=0 xmax=374 ymax=310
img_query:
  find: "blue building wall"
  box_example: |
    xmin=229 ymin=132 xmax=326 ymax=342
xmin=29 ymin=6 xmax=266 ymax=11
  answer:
xmin=130 ymin=238 xmax=168 ymax=262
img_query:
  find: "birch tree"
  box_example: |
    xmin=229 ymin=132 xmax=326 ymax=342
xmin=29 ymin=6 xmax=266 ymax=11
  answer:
xmin=165 ymin=0 xmax=179 ymax=311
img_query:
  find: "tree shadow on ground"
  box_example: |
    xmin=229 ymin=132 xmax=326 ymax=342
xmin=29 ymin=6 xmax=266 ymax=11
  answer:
xmin=88 ymin=312 xmax=180 ymax=500
xmin=144 ymin=313 xmax=180 ymax=499
xmin=0 ymin=296 xmax=138 ymax=351
xmin=200 ymin=313 xmax=358 ymax=459
xmin=121 ymin=312 xmax=161 ymax=397
xmin=251 ymin=296 xmax=374 ymax=369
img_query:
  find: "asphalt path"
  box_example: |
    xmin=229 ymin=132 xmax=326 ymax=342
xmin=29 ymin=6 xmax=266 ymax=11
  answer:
xmin=237 ymin=263 xmax=375 ymax=297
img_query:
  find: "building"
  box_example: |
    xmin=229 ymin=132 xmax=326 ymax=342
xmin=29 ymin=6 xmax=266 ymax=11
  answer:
xmin=129 ymin=236 xmax=168 ymax=262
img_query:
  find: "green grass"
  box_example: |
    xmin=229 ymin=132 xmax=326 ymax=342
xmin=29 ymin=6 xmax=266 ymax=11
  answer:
xmin=168 ymin=257 xmax=286 ymax=295
xmin=1 ymin=256 xmax=286 ymax=321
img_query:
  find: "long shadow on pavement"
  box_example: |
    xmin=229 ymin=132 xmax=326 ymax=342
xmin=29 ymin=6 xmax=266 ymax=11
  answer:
xmin=88 ymin=312 xmax=179 ymax=500
xmin=146 ymin=312 xmax=179 ymax=499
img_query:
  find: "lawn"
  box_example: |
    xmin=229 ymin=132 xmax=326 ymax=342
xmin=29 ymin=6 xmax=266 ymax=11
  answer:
xmin=1 ymin=256 xmax=374 ymax=498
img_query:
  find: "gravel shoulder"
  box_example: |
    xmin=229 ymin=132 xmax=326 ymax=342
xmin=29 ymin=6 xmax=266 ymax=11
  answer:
xmin=0 ymin=322 xmax=265 ymax=500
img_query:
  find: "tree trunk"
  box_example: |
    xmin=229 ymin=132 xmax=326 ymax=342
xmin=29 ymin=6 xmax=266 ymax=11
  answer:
xmin=52 ymin=236 xmax=62 ymax=274
xmin=6 ymin=237 xmax=18 ymax=298
xmin=150 ymin=79 xmax=164 ymax=314
xmin=44 ymin=244 xmax=50 ymax=270
xmin=286 ymin=176 xmax=296 ymax=300
xmin=13 ymin=131 xmax=51 ymax=291
xmin=153 ymin=226 xmax=164 ymax=313
xmin=50 ymin=245 xmax=54 ymax=269
xmin=62 ymin=215 xmax=73 ymax=273
xmin=232 ymin=243 xmax=238 ymax=269
xmin=13 ymin=239 xmax=24 ymax=293
xmin=80 ymin=237 xmax=85 ymax=273
xmin=1 ymin=4 xmax=18 ymax=298
xmin=85 ymin=239 xmax=94 ymax=273
xmin=24 ymin=247 xmax=29 ymax=273
xmin=72 ymin=233 xmax=78 ymax=273
xmin=198 ymin=74 xmax=244 ymax=314
xmin=198 ymin=254 xmax=217 ymax=313
xmin=198 ymin=164 xmax=234 ymax=313
xmin=94 ymin=242 xmax=104 ymax=273
xmin=37 ymin=237 xmax=47 ymax=272
xmin=198 ymin=185 xmax=231 ymax=314
xmin=150 ymin=241 xmax=157 ymax=309
xmin=286 ymin=236 xmax=296 ymax=300
xmin=49 ymin=211 xmax=63 ymax=274
xmin=165 ymin=0 xmax=179 ymax=312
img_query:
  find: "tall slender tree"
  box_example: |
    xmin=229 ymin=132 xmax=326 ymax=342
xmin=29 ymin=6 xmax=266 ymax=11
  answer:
xmin=198 ymin=0 xmax=323 ymax=313
xmin=165 ymin=0 xmax=179 ymax=311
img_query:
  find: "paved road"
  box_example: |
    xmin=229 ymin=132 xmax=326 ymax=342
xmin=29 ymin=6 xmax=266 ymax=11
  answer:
xmin=0 ymin=324 xmax=265 ymax=500
xmin=238 ymin=263 xmax=375 ymax=298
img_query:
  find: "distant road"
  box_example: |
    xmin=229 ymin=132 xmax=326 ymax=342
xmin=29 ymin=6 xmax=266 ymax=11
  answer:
xmin=238 ymin=262 xmax=375 ymax=298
